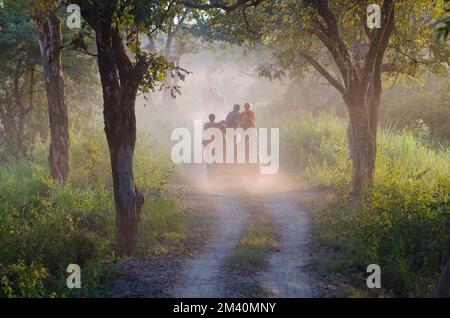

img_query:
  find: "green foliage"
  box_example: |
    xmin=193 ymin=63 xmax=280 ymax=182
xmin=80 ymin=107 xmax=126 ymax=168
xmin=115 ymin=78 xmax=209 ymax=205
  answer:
xmin=137 ymin=196 xmax=189 ymax=255
xmin=0 ymin=158 xmax=115 ymax=297
xmin=0 ymin=262 xmax=49 ymax=298
xmin=69 ymin=0 xmax=189 ymax=96
xmin=0 ymin=0 xmax=44 ymax=156
xmin=199 ymin=0 xmax=449 ymax=82
xmin=1 ymin=0 xmax=193 ymax=298
xmin=227 ymin=212 xmax=276 ymax=271
xmin=436 ymin=8 xmax=450 ymax=40
xmin=0 ymin=117 xmax=181 ymax=297
xmin=273 ymin=112 xmax=351 ymax=187
xmin=276 ymin=112 xmax=449 ymax=297
xmin=379 ymin=79 xmax=450 ymax=144
xmin=0 ymin=0 xmax=38 ymax=65
xmin=0 ymin=0 xmax=103 ymax=160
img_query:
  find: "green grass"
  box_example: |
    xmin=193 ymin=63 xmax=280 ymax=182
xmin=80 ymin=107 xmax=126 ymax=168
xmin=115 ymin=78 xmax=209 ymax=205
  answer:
xmin=0 ymin=116 xmax=188 ymax=298
xmin=273 ymin=111 xmax=450 ymax=297
xmin=224 ymin=205 xmax=276 ymax=298
xmin=137 ymin=195 xmax=189 ymax=256
xmin=227 ymin=211 xmax=276 ymax=271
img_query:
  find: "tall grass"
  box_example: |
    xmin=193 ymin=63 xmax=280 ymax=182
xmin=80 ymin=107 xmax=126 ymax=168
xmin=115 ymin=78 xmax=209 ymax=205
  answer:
xmin=0 ymin=116 xmax=184 ymax=297
xmin=275 ymin=111 xmax=450 ymax=297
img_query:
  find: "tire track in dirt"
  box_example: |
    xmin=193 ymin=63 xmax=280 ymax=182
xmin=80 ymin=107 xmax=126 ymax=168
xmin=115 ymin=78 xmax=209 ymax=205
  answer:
xmin=171 ymin=192 xmax=249 ymax=298
xmin=109 ymin=171 xmax=328 ymax=298
xmin=257 ymin=192 xmax=320 ymax=297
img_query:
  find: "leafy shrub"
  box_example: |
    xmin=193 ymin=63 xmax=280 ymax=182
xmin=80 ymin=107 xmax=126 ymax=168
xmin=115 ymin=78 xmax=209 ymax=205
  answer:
xmin=379 ymin=79 xmax=450 ymax=144
xmin=137 ymin=195 xmax=189 ymax=255
xmin=276 ymin=112 xmax=450 ymax=297
xmin=0 ymin=262 xmax=49 ymax=298
xmin=0 ymin=116 xmax=180 ymax=297
xmin=273 ymin=112 xmax=351 ymax=187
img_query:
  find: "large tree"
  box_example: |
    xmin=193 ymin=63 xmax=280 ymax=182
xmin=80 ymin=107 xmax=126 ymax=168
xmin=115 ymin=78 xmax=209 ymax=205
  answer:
xmin=34 ymin=0 xmax=71 ymax=183
xmin=70 ymin=0 xmax=167 ymax=255
xmin=67 ymin=0 xmax=262 ymax=255
xmin=203 ymin=0 xmax=449 ymax=196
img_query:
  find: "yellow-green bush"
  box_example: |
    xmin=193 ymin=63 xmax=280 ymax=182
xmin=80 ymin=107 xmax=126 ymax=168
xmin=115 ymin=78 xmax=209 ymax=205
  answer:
xmin=276 ymin=112 xmax=449 ymax=297
xmin=0 ymin=116 xmax=179 ymax=297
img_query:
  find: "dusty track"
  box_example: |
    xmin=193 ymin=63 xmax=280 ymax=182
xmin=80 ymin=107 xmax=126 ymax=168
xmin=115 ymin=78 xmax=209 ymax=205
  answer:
xmin=109 ymin=170 xmax=328 ymax=298
xmin=257 ymin=192 xmax=320 ymax=297
xmin=172 ymin=193 xmax=248 ymax=297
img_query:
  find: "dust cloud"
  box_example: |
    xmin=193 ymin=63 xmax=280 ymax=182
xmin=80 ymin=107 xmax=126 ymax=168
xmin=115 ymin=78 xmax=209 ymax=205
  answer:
xmin=135 ymin=46 xmax=287 ymax=141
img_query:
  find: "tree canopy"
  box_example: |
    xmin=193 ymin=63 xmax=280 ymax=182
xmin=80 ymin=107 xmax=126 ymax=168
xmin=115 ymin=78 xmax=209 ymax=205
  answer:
xmin=196 ymin=0 xmax=449 ymax=84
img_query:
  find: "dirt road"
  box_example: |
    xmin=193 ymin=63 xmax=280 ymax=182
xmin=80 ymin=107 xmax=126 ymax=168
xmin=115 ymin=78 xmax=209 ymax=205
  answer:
xmin=110 ymin=170 xmax=326 ymax=298
xmin=257 ymin=192 xmax=320 ymax=297
xmin=172 ymin=193 xmax=249 ymax=297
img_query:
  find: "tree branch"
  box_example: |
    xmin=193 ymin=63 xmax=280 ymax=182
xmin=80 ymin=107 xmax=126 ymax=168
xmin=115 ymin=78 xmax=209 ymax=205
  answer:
xmin=180 ymin=0 xmax=264 ymax=12
xmin=24 ymin=64 xmax=35 ymax=115
xmin=362 ymin=0 xmax=395 ymax=87
xmin=241 ymin=6 xmax=261 ymax=39
xmin=304 ymin=0 xmax=355 ymax=89
xmin=300 ymin=53 xmax=345 ymax=94
xmin=173 ymin=8 xmax=191 ymax=35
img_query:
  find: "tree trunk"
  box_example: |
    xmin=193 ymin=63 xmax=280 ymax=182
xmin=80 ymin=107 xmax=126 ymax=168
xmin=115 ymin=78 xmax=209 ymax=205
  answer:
xmin=95 ymin=23 xmax=144 ymax=256
xmin=13 ymin=62 xmax=24 ymax=156
xmin=36 ymin=13 xmax=70 ymax=183
xmin=345 ymin=79 xmax=380 ymax=197
xmin=347 ymin=103 xmax=376 ymax=197
xmin=106 ymin=107 xmax=144 ymax=254
xmin=104 ymin=89 xmax=144 ymax=256
xmin=16 ymin=64 xmax=35 ymax=155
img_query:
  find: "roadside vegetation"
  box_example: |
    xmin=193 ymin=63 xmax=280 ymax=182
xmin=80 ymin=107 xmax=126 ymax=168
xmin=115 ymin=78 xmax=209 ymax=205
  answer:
xmin=0 ymin=114 xmax=188 ymax=297
xmin=272 ymin=106 xmax=449 ymax=297
xmin=1 ymin=0 xmax=448 ymax=299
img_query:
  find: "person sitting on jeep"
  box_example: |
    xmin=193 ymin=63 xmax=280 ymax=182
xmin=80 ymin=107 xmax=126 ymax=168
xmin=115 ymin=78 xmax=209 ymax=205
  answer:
xmin=226 ymin=104 xmax=241 ymax=129
xmin=203 ymin=113 xmax=226 ymax=145
xmin=239 ymin=102 xmax=256 ymax=130
xmin=204 ymin=113 xmax=216 ymax=131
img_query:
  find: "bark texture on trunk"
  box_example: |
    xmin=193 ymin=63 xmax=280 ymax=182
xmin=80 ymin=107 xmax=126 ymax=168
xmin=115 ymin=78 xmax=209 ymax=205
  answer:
xmin=344 ymin=51 xmax=384 ymax=196
xmin=36 ymin=13 xmax=70 ymax=183
xmin=346 ymin=98 xmax=377 ymax=196
xmin=72 ymin=0 xmax=146 ymax=256
xmin=94 ymin=18 xmax=144 ymax=256
xmin=344 ymin=74 xmax=381 ymax=197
